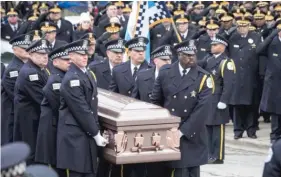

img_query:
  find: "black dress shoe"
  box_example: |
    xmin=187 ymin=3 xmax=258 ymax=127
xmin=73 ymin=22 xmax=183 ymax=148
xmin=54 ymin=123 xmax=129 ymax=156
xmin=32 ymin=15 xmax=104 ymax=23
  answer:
xmin=264 ymin=118 xmax=270 ymax=123
xmin=208 ymin=157 xmax=215 ymax=164
xmin=248 ymin=134 xmax=257 ymax=139
xmin=234 ymin=135 xmax=242 ymax=140
xmin=212 ymin=159 xmax=224 ymax=164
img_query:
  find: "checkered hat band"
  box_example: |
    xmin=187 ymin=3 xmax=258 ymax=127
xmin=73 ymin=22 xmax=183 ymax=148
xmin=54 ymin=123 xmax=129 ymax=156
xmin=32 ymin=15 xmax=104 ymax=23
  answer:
xmin=1 ymin=162 xmax=26 ymax=177
xmin=177 ymin=46 xmax=196 ymax=53
xmin=212 ymin=38 xmax=228 ymax=46
xmin=107 ymin=44 xmax=125 ymax=50
xmin=12 ymin=41 xmax=31 ymax=47
xmin=29 ymin=45 xmax=49 ymax=53
xmin=67 ymin=46 xmax=88 ymax=52
xmin=152 ymin=51 xmax=172 ymax=58
xmin=51 ymin=51 xmax=68 ymax=60
xmin=128 ymin=42 xmax=146 ymax=49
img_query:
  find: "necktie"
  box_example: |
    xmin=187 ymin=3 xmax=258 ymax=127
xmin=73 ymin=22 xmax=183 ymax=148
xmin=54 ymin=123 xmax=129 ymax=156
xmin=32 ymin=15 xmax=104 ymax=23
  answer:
xmin=182 ymin=69 xmax=187 ymax=77
xmin=133 ymin=66 xmax=138 ymax=79
xmin=13 ymin=26 xmax=17 ymax=31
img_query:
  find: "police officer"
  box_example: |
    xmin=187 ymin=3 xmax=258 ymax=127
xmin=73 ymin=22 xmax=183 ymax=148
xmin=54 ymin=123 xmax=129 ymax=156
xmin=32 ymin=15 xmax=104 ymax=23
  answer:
xmin=199 ymin=34 xmax=235 ymax=164
xmin=1 ymin=142 xmax=30 ymax=177
xmin=1 ymin=8 xmax=20 ymax=41
xmin=57 ymin=39 xmax=108 ymax=177
xmin=150 ymin=40 xmax=213 ymax=177
xmin=89 ymin=39 xmax=125 ymax=90
xmin=48 ymin=4 xmax=73 ymax=43
xmin=196 ymin=19 xmax=220 ymax=61
xmin=109 ymin=36 xmax=151 ymax=97
xmin=35 ymin=46 xmax=70 ymax=173
xmin=40 ymin=21 xmax=67 ymax=50
xmin=132 ymin=45 xmax=172 ymax=103
xmin=262 ymin=136 xmax=281 ymax=177
xmin=257 ymin=21 xmax=281 ymax=143
xmin=1 ymin=33 xmax=31 ymax=145
xmin=228 ymin=16 xmax=262 ymax=139
xmin=80 ymin=32 xmax=104 ymax=65
xmin=13 ymin=39 xmax=50 ymax=164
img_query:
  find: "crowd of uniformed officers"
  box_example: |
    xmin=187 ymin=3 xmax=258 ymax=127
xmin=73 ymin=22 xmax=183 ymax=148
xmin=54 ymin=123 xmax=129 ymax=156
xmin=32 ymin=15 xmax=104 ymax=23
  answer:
xmin=1 ymin=1 xmax=281 ymax=177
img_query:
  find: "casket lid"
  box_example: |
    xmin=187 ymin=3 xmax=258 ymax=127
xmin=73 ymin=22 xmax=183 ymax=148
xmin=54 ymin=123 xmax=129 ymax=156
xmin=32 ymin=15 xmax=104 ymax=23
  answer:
xmin=97 ymin=89 xmax=181 ymax=127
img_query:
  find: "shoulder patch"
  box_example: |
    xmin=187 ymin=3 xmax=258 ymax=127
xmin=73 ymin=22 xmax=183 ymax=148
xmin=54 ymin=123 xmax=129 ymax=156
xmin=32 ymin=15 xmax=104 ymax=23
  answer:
xmin=227 ymin=62 xmax=234 ymax=70
xmin=52 ymin=83 xmax=61 ymax=90
xmin=29 ymin=74 xmax=39 ymax=81
xmin=206 ymin=77 xmax=213 ymax=88
xmin=70 ymin=80 xmax=80 ymax=87
xmin=9 ymin=71 xmax=19 ymax=78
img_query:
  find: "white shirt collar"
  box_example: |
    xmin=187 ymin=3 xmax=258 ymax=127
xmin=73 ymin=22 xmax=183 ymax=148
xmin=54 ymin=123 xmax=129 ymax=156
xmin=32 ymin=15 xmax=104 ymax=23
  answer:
xmin=131 ymin=62 xmax=140 ymax=76
xmin=155 ymin=69 xmax=159 ymax=79
xmin=178 ymin=63 xmax=190 ymax=77
xmin=51 ymin=40 xmax=56 ymax=48
xmin=80 ymin=67 xmax=87 ymax=73
xmin=279 ymin=37 xmax=281 ymax=42
xmin=214 ymin=53 xmax=222 ymax=58
xmin=9 ymin=23 xmax=18 ymax=29
xmin=57 ymin=20 xmax=61 ymax=28
xmin=109 ymin=61 xmax=114 ymax=74
xmin=180 ymin=29 xmax=188 ymax=38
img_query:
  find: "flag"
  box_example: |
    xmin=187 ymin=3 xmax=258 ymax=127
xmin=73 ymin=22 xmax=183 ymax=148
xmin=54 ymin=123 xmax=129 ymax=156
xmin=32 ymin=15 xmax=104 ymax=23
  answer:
xmin=124 ymin=1 xmax=172 ymax=63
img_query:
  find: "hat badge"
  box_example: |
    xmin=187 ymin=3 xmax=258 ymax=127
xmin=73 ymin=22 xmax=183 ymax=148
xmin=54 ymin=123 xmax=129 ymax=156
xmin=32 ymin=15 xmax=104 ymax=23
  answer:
xmin=189 ymin=40 xmax=195 ymax=47
xmin=42 ymin=40 xmax=47 ymax=48
xmin=89 ymin=33 xmax=93 ymax=39
xmin=164 ymin=46 xmax=171 ymax=54
xmin=83 ymin=40 xmax=88 ymax=48
xmin=25 ymin=34 xmax=30 ymax=42
xmin=118 ymin=40 xmax=123 ymax=45
xmin=45 ymin=22 xmax=49 ymax=27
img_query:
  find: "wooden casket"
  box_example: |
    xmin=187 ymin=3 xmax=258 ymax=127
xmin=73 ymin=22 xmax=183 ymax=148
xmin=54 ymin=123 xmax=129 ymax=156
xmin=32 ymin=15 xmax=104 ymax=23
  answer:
xmin=97 ymin=88 xmax=181 ymax=164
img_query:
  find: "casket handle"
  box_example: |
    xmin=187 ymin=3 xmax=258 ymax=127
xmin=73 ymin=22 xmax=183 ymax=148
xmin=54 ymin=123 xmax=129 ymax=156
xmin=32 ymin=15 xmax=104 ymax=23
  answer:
xmin=131 ymin=133 xmax=164 ymax=153
xmin=166 ymin=128 xmax=180 ymax=152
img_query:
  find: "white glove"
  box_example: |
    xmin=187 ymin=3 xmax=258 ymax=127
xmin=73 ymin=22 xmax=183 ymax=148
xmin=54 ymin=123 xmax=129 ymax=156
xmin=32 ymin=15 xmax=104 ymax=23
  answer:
xmin=93 ymin=131 xmax=109 ymax=147
xmin=217 ymin=102 xmax=227 ymax=109
xmin=179 ymin=130 xmax=184 ymax=138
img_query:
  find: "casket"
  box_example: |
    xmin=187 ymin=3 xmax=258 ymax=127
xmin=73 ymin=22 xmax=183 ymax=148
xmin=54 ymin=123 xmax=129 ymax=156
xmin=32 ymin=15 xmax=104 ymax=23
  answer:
xmin=97 ymin=88 xmax=181 ymax=164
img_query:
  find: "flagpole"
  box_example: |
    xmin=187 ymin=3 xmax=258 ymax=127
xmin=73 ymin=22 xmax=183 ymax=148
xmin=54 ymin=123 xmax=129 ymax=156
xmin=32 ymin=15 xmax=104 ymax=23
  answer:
xmin=171 ymin=18 xmax=182 ymax=43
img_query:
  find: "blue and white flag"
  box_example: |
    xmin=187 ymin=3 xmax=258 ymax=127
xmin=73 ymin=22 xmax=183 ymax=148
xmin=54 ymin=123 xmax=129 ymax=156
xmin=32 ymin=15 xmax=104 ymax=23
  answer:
xmin=124 ymin=1 xmax=172 ymax=63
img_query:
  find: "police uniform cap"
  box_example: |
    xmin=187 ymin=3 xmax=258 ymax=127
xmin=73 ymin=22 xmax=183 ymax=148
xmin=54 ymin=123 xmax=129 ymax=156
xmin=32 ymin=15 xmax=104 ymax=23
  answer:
xmin=32 ymin=2 xmax=40 ymax=10
xmin=1 ymin=142 xmax=30 ymax=176
xmin=122 ymin=4 xmax=132 ymax=13
xmin=244 ymin=9 xmax=253 ymax=18
xmin=9 ymin=34 xmax=32 ymax=49
xmin=39 ymin=3 xmax=49 ymax=10
xmin=232 ymin=8 xmax=245 ymax=18
xmin=253 ymin=9 xmax=265 ymax=20
xmin=40 ymin=21 xmax=58 ymax=33
xmin=274 ymin=3 xmax=281 ymax=12
xmin=209 ymin=1 xmax=219 ymax=9
xmin=27 ymin=10 xmax=39 ymax=22
xmin=198 ymin=16 xmax=208 ymax=26
xmin=115 ymin=1 xmax=124 ymax=7
xmin=265 ymin=11 xmax=274 ymax=21
xmin=220 ymin=1 xmax=229 ymax=7
xmin=49 ymin=4 xmax=61 ymax=13
xmin=104 ymin=22 xmax=121 ymax=33
xmin=28 ymin=30 xmax=43 ymax=41
xmin=151 ymin=45 xmax=173 ymax=60
xmin=25 ymin=165 xmax=58 ymax=177
xmin=26 ymin=39 xmax=50 ymax=54
xmin=173 ymin=3 xmax=186 ymax=16
xmin=206 ymin=19 xmax=220 ymax=30
xmin=80 ymin=32 xmax=96 ymax=45
xmin=215 ymin=5 xmax=228 ymax=15
xmin=125 ymin=37 xmax=149 ymax=51
xmin=275 ymin=20 xmax=281 ymax=30
xmin=193 ymin=2 xmax=204 ymax=9
xmin=7 ymin=8 xmax=18 ymax=16
xmin=219 ymin=13 xmax=234 ymax=22
xmin=64 ymin=39 xmax=89 ymax=55
xmin=49 ymin=45 xmax=69 ymax=61
xmin=0 ymin=7 xmax=5 ymax=14
xmin=211 ymin=34 xmax=228 ymax=46
xmin=256 ymin=1 xmax=269 ymax=8
xmin=174 ymin=40 xmax=196 ymax=55
xmin=105 ymin=39 xmax=126 ymax=53
xmin=235 ymin=16 xmax=251 ymax=26
xmin=166 ymin=2 xmax=174 ymax=9
xmin=174 ymin=14 xmax=189 ymax=24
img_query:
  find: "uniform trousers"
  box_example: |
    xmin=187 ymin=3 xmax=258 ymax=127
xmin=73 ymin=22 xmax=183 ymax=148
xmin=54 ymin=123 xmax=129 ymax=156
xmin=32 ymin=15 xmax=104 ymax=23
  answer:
xmin=167 ymin=166 xmax=200 ymax=177
xmin=270 ymin=114 xmax=281 ymax=141
xmin=67 ymin=170 xmax=96 ymax=177
xmin=108 ymin=164 xmax=146 ymax=177
xmin=233 ymin=105 xmax=256 ymax=136
xmin=206 ymin=125 xmax=225 ymax=160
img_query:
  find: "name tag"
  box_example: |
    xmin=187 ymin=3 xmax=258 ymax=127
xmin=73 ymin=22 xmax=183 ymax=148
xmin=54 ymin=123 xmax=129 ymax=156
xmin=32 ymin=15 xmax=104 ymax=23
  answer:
xmin=5 ymin=36 xmax=10 ymax=39
xmin=52 ymin=83 xmax=61 ymax=90
xmin=70 ymin=80 xmax=80 ymax=87
xmin=9 ymin=71 xmax=18 ymax=78
xmin=29 ymin=74 xmax=39 ymax=81
xmin=273 ymin=53 xmax=278 ymax=57
xmin=200 ymin=48 xmax=206 ymax=51
xmin=157 ymin=34 xmax=161 ymax=37
xmin=233 ymin=45 xmax=239 ymax=48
